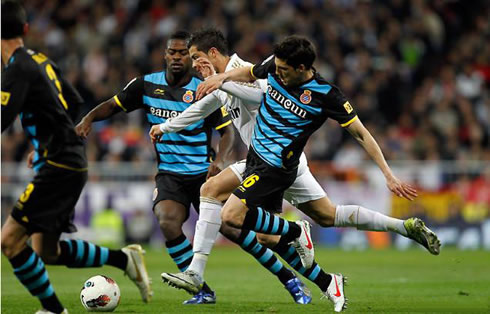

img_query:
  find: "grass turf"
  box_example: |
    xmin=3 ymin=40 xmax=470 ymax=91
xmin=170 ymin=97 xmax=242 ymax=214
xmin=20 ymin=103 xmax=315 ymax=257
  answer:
xmin=2 ymin=247 xmax=489 ymax=313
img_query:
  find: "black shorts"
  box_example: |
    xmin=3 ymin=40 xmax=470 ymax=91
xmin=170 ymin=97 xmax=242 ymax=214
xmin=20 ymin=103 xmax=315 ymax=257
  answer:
xmin=11 ymin=164 xmax=87 ymax=234
xmin=233 ymin=148 xmax=298 ymax=213
xmin=152 ymin=171 xmax=207 ymax=219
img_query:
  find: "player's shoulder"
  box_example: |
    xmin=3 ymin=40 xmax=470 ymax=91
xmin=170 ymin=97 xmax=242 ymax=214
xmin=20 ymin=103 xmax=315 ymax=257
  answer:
xmin=5 ymin=48 xmax=39 ymax=75
xmin=302 ymin=72 xmax=340 ymax=96
xmin=143 ymin=70 xmax=168 ymax=86
xmin=226 ymin=53 xmax=253 ymax=71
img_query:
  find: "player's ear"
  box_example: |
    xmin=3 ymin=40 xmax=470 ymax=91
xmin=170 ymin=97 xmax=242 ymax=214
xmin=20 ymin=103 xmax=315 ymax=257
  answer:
xmin=208 ymin=47 xmax=218 ymax=59
xmin=297 ymin=64 xmax=306 ymax=72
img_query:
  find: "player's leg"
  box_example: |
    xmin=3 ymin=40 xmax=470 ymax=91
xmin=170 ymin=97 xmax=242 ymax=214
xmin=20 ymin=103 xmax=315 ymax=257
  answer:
xmin=161 ymin=165 xmax=311 ymax=304
xmin=186 ymin=166 xmax=241 ymax=279
xmin=289 ymin=163 xmax=440 ymax=254
xmin=257 ymin=233 xmax=334 ymax=290
xmin=154 ymin=199 xmax=193 ymax=270
xmin=2 ymin=216 xmax=66 ymax=314
xmin=29 ymin=233 xmax=152 ymax=303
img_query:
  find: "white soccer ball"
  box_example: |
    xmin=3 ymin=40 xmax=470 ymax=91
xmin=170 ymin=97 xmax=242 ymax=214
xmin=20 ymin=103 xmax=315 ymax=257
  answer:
xmin=80 ymin=275 xmax=121 ymax=312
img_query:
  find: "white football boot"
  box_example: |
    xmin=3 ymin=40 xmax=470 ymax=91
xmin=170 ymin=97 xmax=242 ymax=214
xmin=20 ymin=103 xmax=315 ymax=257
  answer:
xmin=322 ymin=273 xmax=347 ymax=312
xmin=161 ymin=269 xmax=203 ymax=295
xmin=290 ymin=220 xmax=315 ymax=268
xmin=122 ymin=244 xmax=153 ymax=302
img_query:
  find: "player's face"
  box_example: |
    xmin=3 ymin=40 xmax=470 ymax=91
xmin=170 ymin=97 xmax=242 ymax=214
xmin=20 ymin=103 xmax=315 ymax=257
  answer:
xmin=275 ymin=58 xmax=304 ymax=87
xmin=189 ymin=45 xmax=218 ymax=73
xmin=165 ymin=39 xmax=191 ymax=74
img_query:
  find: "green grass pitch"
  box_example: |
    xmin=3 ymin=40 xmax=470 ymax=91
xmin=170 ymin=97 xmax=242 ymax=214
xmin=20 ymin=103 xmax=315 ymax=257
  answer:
xmin=2 ymin=247 xmax=489 ymax=313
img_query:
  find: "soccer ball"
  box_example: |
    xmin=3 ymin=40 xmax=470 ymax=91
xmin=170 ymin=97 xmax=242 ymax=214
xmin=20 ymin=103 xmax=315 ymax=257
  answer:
xmin=80 ymin=275 xmax=121 ymax=312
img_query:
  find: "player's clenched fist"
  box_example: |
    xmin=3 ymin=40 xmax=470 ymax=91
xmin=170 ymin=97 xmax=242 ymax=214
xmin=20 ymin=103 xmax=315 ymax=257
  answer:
xmin=149 ymin=125 xmax=164 ymax=144
xmin=75 ymin=118 xmax=93 ymax=139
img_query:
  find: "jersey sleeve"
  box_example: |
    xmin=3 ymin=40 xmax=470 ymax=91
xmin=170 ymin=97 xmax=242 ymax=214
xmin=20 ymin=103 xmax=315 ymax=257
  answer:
xmin=113 ymin=77 xmax=145 ymax=113
xmin=324 ymin=86 xmax=358 ymax=127
xmin=1 ymin=63 xmax=29 ymax=132
xmin=161 ymin=93 xmax=222 ymax=133
xmin=251 ymin=55 xmax=276 ymax=80
xmin=205 ymin=105 xmax=232 ymax=134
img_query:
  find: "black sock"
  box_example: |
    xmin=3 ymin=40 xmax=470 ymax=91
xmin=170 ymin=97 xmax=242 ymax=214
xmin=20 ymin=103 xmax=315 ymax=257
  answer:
xmin=236 ymin=229 xmax=294 ymax=285
xmin=242 ymin=207 xmax=301 ymax=242
xmin=202 ymin=282 xmax=213 ymax=294
xmin=272 ymin=236 xmax=332 ymax=291
xmin=9 ymin=246 xmax=64 ymax=313
xmin=107 ymin=249 xmax=128 ymax=270
xmin=165 ymin=234 xmax=193 ymax=272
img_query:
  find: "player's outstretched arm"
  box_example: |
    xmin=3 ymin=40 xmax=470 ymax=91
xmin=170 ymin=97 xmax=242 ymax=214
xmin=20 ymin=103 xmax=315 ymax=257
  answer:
xmin=196 ymin=66 xmax=254 ymax=100
xmin=346 ymin=119 xmax=418 ymax=200
xmin=220 ymin=82 xmax=264 ymax=104
xmin=75 ymin=98 xmax=121 ymax=138
xmin=155 ymin=93 xmax=222 ymax=137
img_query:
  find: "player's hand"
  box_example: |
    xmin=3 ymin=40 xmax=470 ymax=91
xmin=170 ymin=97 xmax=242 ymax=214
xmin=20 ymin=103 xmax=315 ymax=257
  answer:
xmin=75 ymin=118 xmax=93 ymax=139
xmin=196 ymin=73 xmax=226 ymax=100
xmin=206 ymin=161 xmax=223 ymax=180
xmin=194 ymin=57 xmax=216 ymax=78
xmin=149 ymin=125 xmax=164 ymax=144
xmin=386 ymin=175 xmax=418 ymax=200
xmin=27 ymin=151 xmax=35 ymax=168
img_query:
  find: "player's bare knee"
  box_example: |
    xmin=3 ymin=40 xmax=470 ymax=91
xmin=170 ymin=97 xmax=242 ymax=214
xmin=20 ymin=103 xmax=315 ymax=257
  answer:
xmin=200 ymin=178 xmax=220 ymax=199
xmin=1 ymin=236 xmax=25 ymax=259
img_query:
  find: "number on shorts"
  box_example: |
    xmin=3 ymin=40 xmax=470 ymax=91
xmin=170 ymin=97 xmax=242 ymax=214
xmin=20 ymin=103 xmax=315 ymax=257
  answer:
xmin=19 ymin=183 xmax=35 ymax=203
xmin=242 ymin=174 xmax=259 ymax=188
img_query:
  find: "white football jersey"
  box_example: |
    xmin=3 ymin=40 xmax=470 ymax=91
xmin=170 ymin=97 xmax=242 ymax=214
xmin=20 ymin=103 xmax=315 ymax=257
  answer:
xmin=219 ymin=53 xmax=266 ymax=147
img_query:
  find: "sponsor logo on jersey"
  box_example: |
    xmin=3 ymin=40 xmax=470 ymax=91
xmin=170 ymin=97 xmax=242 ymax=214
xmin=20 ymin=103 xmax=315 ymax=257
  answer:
xmin=229 ymin=107 xmax=241 ymax=120
xmin=300 ymin=90 xmax=312 ymax=104
xmin=267 ymin=85 xmax=307 ymax=118
xmin=183 ymin=90 xmax=194 ymax=103
xmin=154 ymin=88 xmax=165 ymax=95
xmin=149 ymin=106 xmax=181 ymax=119
xmin=343 ymin=101 xmax=353 ymax=114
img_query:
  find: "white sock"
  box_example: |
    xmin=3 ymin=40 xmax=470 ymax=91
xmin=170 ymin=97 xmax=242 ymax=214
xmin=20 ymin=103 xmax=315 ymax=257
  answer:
xmin=334 ymin=205 xmax=407 ymax=236
xmin=188 ymin=253 xmax=208 ymax=278
xmin=187 ymin=197 xmax=222 ymax=277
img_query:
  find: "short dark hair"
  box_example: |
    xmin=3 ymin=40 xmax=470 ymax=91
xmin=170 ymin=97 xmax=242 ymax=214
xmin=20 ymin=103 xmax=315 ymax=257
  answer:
xmin=188 ymin=28 xmax=229 ymax=56
xmin=273 ymin=36 xmax=316 ymax=69
xmin=2 ymin=0 xmax=27 ymax=39
xmin=168 ymin=30 xmax=191 ymax=44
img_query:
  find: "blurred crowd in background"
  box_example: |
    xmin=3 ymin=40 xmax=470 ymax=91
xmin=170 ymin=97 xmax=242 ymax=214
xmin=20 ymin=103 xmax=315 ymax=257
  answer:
xmin=2 ymin=0 xmax=489 ymax=174
xmin=2 ymin=0 xmax=489 ymax=247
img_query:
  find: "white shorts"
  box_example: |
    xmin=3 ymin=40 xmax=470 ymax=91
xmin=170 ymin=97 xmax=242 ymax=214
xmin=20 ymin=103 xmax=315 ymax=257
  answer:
xmin=229 ymin=153 xmax=326 ymax=206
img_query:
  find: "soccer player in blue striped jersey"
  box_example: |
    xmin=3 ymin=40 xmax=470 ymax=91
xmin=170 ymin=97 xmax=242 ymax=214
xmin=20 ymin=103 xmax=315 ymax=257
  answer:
xmin=76 ymin=31 xmax=311 ymax=305
xmin=76 ymin=30 xmax=234 ymax=304
xmin=1 ymin=2 xmax=151 ymax=313
xmin=195 ymin=35 xmax=440 ymax=312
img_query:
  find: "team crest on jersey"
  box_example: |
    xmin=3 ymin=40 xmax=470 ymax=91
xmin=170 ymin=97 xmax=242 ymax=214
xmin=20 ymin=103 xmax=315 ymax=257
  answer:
xmin=300 ymin=90 xmax=312 ymax=104
xmin=183 ymin=90 xmax=194 ymax=103
xmin=152 ymin=188 xmax=158 ymax=201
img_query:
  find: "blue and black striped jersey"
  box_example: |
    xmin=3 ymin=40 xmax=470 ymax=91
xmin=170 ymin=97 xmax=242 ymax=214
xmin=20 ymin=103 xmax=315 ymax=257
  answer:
xmin=113 ymin=72 xmax=231 ymax=175
xmin=1 ymin=47 xmax=86 ymax=172
xmin=250 ymin=56 xmax=358 ymax=169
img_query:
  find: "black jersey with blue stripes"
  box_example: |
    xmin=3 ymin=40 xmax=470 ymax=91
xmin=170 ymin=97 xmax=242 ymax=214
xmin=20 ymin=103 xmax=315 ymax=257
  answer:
xmin=1 ymin=47 xmax=86 ymax=171
xmin=250 ymin=56 xmax=358 ymax=169
xmin=114 ymin=72 xmax=231 ymax=175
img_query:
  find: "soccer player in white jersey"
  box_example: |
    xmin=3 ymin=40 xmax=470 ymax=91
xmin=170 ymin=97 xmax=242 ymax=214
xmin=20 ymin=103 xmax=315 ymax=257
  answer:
xmin=151 ymin=30 xmax=441 ymax=312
